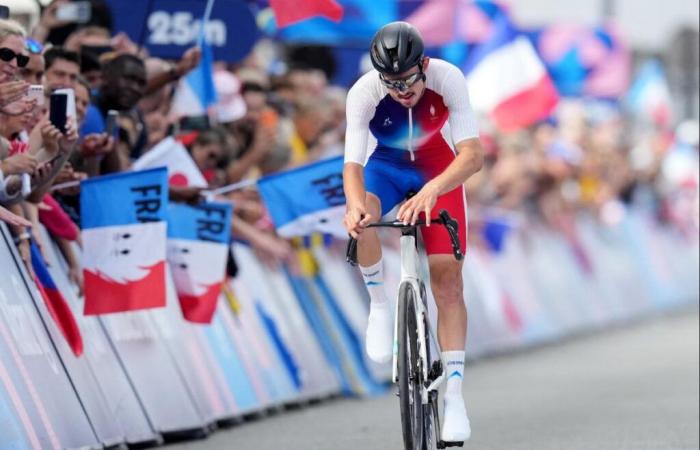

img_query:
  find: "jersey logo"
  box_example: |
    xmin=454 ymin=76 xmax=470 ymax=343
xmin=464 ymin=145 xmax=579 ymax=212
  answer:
xmin=430 ymin=105 xmax=436 ymax=116
xmin=383 ymin=117 xmax=392 ymax=127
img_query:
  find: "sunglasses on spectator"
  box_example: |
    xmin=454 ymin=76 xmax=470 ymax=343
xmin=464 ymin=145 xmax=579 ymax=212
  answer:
xmin=379 ymin=71 xmax=425 ymax=92
xmin=0 ymin=47 xmax=29 ymax=68
xmin=25 ymin=38 xmax=44 ymax=55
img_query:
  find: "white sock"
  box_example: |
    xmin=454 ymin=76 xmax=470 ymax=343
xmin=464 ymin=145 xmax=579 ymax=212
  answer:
xmin=443 ymin=351 xmax=465 ymax=397
xmin=360 ymin=259 xmax=387 ymax=306
xmin=361 ymin=259 xmax=392 ymax=363
xmin=441 ymin=350 xmax=470 ymax=441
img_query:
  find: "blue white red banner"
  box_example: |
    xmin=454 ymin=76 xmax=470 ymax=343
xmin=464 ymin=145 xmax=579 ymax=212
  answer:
xmin=167 ymin=202 xmax=232 ymax=323
xmin=257 ymin=156 xmax=346 ymax=238
xmin=80 ymin=168 xmax=169 ymax=315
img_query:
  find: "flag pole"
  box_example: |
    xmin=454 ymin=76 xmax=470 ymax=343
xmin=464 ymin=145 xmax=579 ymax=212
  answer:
xmin=204 ymin=178 xmax=258 ymax=199
xmin=199 ymin=0 xmax=217 ymax=46
xmin=51 ymin=180 xmax=81 ymax=191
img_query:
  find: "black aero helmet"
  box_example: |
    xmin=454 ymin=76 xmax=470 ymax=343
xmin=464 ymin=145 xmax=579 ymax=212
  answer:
xmin=369 ymin=21 xmax=424 ymax=75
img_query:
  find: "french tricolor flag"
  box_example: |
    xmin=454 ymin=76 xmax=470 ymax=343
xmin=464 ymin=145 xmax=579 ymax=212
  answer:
xmin=31 ymin=240 xmax=83 ymax=356
xmin=626 ymin=59 xmax=672 ymax=127
xmin=167 ymin=202 xmax=232 ymax=324
xmin=80 ymin=168 xmax=169 ymax=315
xmin=463 ymin=14 xmax=558 ymax=131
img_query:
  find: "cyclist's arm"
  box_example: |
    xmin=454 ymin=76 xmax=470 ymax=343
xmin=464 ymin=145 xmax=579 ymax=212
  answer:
xmin=343 ymin=81 xmax=375 ymax=207
xmin=343 ymin=162 xmax=365 ymax=208
xmin=429 ymin=137 xmax=483 ymax=195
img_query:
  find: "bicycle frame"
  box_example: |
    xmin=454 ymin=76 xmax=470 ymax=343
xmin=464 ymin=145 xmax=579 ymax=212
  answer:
xmin=345 ymin=209 xmax=463 ymax=448
xmin=392 ymin=230 xmax=445 ymax=405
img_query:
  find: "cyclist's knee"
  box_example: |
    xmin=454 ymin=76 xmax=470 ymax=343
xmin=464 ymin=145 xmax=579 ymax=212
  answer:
xmin=429 ymin=259 xmax=464 ymax=308
xmin=366 ymin=193 xmax=382 ymax=220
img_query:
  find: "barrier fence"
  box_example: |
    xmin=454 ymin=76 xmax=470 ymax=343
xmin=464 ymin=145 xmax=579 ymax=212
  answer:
xmin=0 ymin=207 xmax=697 ymax=449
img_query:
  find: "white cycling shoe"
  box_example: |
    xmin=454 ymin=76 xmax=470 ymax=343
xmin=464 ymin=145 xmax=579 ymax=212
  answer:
xmin=365 ymin=302 xmax=393 ymax=363
xmin=441 ymin=395 xmax=471 ymax=442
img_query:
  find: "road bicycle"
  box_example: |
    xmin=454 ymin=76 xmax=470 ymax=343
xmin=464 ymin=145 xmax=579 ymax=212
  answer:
xmin=347 ymin=209 xmax=464 ymax=449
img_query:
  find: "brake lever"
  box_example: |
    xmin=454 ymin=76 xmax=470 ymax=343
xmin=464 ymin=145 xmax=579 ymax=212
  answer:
xmin=346 ymin=236 xmax=359 ymax=266
xmin=439 ymin=209 xmax=463 ymax=261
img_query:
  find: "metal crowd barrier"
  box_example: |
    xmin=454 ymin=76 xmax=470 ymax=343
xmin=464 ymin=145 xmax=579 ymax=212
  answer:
xmin=0 ymin=207 xmax=697 ymax=449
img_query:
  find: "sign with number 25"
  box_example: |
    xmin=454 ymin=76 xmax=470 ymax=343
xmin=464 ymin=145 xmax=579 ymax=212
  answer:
xmin=106 ymin=0 xmax=259 ymax=63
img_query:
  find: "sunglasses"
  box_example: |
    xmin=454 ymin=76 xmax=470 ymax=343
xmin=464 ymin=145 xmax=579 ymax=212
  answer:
xmin=25 ymin=38 xmax=44 ymax=55
xmin=0 ymin=47 xmax=29 ymax=68
xmin=379 ymin=71 xmax=425 ymax=92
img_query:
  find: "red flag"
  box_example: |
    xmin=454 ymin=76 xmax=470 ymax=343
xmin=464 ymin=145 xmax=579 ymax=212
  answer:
xmin=269 ymin=0 xmax=344 ymax=28
xmin=30 ymin=241 xmax=83 ymax=357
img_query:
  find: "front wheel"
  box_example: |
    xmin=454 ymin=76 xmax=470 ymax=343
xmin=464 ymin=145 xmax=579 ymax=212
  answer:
xmin=398 ymin=283 xmax=425 ymax=450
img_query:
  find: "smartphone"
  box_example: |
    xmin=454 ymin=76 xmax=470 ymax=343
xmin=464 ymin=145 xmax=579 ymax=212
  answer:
xmin=27 ymin=85 xmax=44 ymax=106
xmin=49 ymin=93 xmax=68 ymax=133
xmin=21 ymin=174 xmax=31 ymax=196
xmin=53 ymin=88 xmax=76 ymax=120
xmin=55 ymin=1 xmax=91 ymax=23
xmin=105 ymin=110 xmax=119 ymax=140
xmin=0 ymin=5 xmax=10 ymax=19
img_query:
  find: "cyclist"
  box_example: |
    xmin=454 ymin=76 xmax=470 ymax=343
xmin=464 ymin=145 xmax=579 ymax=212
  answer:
xmin=343 ymin=21 xmax=484 ymax=443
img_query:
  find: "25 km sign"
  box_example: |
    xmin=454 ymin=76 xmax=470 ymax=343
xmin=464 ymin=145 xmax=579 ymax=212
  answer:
xmin=106 ymin=0 xmax=258 ymax=63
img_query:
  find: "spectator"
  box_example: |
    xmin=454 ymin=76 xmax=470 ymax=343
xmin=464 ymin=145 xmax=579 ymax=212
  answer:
xmin=44 ymin=47 xmax=80 ymax=95
xmin=91 ymin=53 xmax=146 ymax=166
xmin=188 ymin=128 xmax=229 ymax=187
xmin=20 ymin=38 xmax=45 ymax=86
xmin=0 ymin=19 xmax=30 ymax=109
xmin=31 ymin=0 xmax=113 ymax=47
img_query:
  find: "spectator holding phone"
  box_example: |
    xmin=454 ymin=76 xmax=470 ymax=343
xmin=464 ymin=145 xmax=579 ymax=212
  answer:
xmin=31 ymin=0 xmax=113 ymax=47
xmin=71 ymin=76 xmax=114 ymax=176
xmin=0 ymin=19 xmax=30 ymax=109
xmin=90 ymin=53 xmax=147 ymax=166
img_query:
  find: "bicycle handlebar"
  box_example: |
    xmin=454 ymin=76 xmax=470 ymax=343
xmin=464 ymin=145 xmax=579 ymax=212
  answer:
xmin=345 ymin=209 xmax=463 ymax=266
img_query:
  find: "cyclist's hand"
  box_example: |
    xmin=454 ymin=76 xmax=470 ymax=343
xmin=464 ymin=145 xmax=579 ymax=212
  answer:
xmin=344 ymin=204 xmax=371 ymax=238
xmin=397 ymin=182 xmax=440 ymax=226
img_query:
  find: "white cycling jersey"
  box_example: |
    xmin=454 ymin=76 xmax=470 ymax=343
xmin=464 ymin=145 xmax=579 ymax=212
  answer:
xmin=344 ymin=58 xmax=480 ymax=166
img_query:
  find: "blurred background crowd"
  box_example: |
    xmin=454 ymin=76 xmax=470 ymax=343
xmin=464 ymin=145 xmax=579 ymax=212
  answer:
xmin=1 ymin=0 xmax=698 ymax=290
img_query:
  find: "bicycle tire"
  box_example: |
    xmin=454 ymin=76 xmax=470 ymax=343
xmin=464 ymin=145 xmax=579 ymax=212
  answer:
xmin=398 ymin=282 xmax=424 ymax=450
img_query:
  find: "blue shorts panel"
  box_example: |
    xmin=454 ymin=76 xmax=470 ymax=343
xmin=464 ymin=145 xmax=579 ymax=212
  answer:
xmin=364 ymin=155 xmax=425 ymax=216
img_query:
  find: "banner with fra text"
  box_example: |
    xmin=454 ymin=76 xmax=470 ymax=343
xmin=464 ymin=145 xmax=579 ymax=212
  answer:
xmin=80 ymin=168 xmax=169 ymax=315
xmin=168 ymin=201 xmax=232 ymax=323
xmin=258 ymin=156 xmax=346 ymax=238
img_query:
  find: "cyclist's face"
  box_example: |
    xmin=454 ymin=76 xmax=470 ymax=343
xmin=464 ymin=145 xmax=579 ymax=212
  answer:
xmin=381 ymin=60 xmax=426 ymax=108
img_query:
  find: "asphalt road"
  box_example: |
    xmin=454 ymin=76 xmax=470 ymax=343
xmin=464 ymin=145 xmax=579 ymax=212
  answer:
xmin=169 ymin=309 xmax=699 ymax=450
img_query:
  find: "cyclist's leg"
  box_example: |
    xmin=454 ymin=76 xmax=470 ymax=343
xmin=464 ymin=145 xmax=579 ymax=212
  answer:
xmin=360 ymin=158 xmax=405 ymax=363
xmin=356 ymin=192 xmax=382 ymax=267
xmin=422 ymin=185 xmax=471 ymax=442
